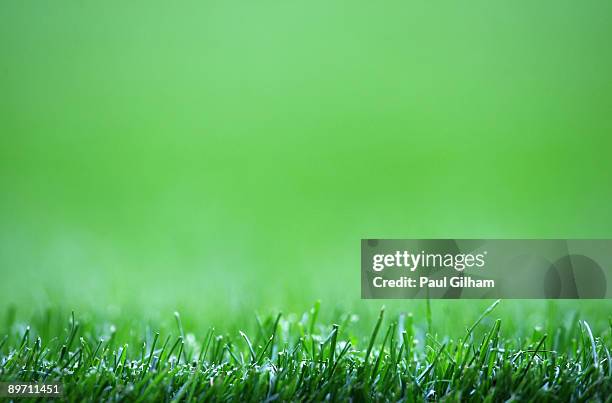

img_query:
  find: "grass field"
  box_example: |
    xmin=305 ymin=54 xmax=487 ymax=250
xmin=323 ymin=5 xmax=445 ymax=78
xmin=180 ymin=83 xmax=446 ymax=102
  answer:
xmin=2 ymin=0 xmax=612 ymax=401
xmin=1 ymin=300 xmax=611 ymax=401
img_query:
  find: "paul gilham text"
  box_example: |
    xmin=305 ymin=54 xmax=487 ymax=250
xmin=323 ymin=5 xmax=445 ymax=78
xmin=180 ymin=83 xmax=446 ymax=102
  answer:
xmin=373 ymin=276 xmax=495 ymax=288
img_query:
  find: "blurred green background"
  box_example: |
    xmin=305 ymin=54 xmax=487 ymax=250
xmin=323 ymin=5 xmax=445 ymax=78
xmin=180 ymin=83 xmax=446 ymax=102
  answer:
xmin=1 ymin=1 xmax=611 ymax=329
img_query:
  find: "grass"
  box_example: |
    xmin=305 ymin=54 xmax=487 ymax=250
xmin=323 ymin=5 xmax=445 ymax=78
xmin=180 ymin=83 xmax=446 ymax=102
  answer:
xmin=0 ymin=301 xmax=611 ymax=402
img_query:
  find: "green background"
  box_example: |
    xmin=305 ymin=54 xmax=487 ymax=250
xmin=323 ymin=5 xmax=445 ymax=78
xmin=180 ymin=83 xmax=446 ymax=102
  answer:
xmin=1 ymin=1 xmax=611 ymax=328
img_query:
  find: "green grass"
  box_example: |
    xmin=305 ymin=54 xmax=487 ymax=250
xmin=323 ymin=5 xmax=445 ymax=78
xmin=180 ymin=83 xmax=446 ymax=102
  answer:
xmin=2 ymin=1 xmax=612 ymax=401
xmin=1 ymin=301 xmax=610 ymax=402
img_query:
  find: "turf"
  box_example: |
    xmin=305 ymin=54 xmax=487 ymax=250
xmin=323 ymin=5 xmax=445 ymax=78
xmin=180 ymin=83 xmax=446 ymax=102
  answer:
xmin=1 ymin=301 xmax=610 ymax=402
